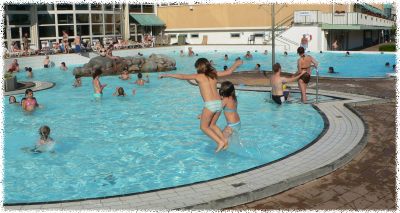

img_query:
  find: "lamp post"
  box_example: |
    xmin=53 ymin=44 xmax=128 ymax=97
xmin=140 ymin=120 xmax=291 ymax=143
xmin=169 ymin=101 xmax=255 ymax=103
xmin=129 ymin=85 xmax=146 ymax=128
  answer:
xmin=271 ymin=4 xmax=275 ymax=67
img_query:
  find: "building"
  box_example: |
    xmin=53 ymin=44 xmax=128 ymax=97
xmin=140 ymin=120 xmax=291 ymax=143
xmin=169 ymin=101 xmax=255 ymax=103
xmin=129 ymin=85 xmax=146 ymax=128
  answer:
xmin=157 ymin=3 xmax=395 ymax=51
xmin=3 ymin=3 xmax=165 ymax=50
xmin=3 ymin=3 xmax=395 ymax=52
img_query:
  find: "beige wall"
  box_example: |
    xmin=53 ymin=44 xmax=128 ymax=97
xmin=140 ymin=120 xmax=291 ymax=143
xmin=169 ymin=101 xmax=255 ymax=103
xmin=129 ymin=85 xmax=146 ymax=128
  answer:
xmin=157 ymin=4 xmax=357 ymax=29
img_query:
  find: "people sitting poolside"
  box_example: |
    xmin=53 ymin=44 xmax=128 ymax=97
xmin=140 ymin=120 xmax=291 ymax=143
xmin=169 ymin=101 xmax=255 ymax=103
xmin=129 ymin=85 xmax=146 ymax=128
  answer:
xmin=21 ymin=89 xmax=40 ymax=112
xmin=244 ymin=51 xmax=253 ymax=59
xmin=8 ymin=59 xmax=20 ymax=72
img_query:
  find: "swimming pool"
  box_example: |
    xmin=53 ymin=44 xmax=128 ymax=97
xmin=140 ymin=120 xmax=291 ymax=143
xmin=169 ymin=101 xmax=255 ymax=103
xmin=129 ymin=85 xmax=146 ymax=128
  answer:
xmin=4 ymin=58 xmax=328 ymax=204
xmin=114 ymin=49 xmax=396 ymax=78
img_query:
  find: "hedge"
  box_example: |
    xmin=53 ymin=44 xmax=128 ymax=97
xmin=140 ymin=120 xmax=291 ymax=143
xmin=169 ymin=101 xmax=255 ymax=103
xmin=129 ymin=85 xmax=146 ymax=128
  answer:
xmin=379 ymin=44 xmax=396 ymax=52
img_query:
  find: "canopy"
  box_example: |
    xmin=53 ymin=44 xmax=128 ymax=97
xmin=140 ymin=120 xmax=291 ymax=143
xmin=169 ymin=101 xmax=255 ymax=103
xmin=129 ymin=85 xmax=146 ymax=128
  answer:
xmin=359 ymin=4 xmax=386 ymax=17
xmin=130 ymin=14 xmax=165 ymax=26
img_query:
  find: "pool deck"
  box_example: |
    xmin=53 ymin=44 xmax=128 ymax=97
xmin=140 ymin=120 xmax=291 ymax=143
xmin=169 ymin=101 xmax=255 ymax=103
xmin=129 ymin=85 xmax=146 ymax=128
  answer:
xmin=5 ymin=78 xmax=390 ymax=210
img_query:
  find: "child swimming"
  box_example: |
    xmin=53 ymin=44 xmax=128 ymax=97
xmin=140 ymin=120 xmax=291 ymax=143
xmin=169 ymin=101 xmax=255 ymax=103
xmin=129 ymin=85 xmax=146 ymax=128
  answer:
xmin=9 ymin=95 xmax=19 ymax=104
xmin=159 ymin=58 xmax=243 ymax=152
xmin=60 ymin=62 xmax=68 ymax=71
xmin=113 ymin=87 xmax=126 ymax=96
xmin=219 ymin=81 xmax=241 ymax=140
xmin=33 ymin=125 xmax=55 ymax=153
xmin=73 ymin=75 xmax=82 ymax=87
xmin=133 ymin=73 xmax=149 ymax=86
xmin=92 ymin=68 xmax=107 ymax=99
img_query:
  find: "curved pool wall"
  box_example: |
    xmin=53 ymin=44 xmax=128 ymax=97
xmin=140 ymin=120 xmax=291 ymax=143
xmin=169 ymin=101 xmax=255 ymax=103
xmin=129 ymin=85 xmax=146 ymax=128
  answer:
xmin=4 ymin=62 xmax=328 ymax=203
xmin=3 ymin=45 xmax=396 ymax=78
xmin=4 ymin=87 xmax=377 ymax=210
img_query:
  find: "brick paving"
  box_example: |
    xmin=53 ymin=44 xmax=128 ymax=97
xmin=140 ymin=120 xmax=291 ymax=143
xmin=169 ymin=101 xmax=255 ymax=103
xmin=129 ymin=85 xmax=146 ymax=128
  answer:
xmin=224 ymin=73 xmax=396 ymax=210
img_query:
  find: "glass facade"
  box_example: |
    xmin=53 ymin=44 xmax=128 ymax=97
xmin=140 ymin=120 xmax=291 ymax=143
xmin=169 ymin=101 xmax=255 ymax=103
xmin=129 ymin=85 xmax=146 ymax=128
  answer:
xmin=4 ymin=3 xmax=161 ymax=50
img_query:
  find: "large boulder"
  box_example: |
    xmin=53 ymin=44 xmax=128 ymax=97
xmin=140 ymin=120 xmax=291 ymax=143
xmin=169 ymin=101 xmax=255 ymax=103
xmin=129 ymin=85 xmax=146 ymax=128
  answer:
xmin=73 ymin=54 xmax=176 ymax=77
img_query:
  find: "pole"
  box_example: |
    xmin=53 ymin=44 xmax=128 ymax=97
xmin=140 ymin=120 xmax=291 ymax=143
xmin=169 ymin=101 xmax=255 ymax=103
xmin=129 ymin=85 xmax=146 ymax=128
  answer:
xmin=271 ymin=4 xmax=275 ymax=67
xmin=315 ymin=68 xmax=319 ymax=104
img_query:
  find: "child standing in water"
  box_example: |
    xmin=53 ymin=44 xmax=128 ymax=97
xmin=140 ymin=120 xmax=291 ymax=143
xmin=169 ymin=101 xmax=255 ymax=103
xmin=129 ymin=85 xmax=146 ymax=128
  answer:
xmin=21 ymin=89 xmax=39 ymax=111
xmin=159 ymin=58 xmax=242 ymax=152
xmin=92 ymin=68 xmax=107 ymax=99
xmin=219 ymin=81 xmax=241 ymax=140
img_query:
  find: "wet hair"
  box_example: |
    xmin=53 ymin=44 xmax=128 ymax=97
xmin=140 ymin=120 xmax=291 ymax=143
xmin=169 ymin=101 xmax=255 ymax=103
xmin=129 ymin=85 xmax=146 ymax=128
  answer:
xmin=393 ymin=65 xmax=396 ymax=69
xmin=272 ymin=63 xmax=281 ymax=73
xmin=328 ymin=67 xmax=334 ymax=73
xmin=138 ymin=73 xmax=143 ymax=79
xmin=92 ymin=68 xmax=102 ymax=79
xmin=194 ymin=58 xmax=217 ymax=79
xmin=61 ymin=62 xmax=66 ymax=66
xmin=117 ymin=87 xmax=125 ymax=96
xmin=39 ymin=125 xmax=51 ymax=141
xmin=346 ymin=51 xmax=350 ymax=55
xmin=25 ymin=89 xmax=33 ymax=96
xmin=9 ymin=96 xmax=16 ymax=104
xmin=385 ymin=62 xmax=390 ymax=66
xmin=297 ymin=47 xmax=305 ymax=55
xmin=256 ymin=64 xmax=260 ymax=68
xmin=223 ymin=65 xmax=228 ymax=71
xmin=28 ymin=67 xmax=32 ymax=72
xmin=320 ymin=51 xmax=323 ymax=53
xmin=219 ymin=81 xmax=237 ymax=102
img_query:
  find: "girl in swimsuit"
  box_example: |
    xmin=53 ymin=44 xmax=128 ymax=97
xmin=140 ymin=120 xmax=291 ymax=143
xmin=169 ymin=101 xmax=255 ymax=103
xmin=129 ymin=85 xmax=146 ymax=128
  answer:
xmin=159 ymin=58 xmax=243 ymax=152
xmin=219 ymin=81 xmax=241 ymax=140
xmin=296 ymin=46 xmax=318 ymax=103
xmin=9 ymin=96 xmax=19 ymax=104
xmin=34 ymin=125 xmax=55 ymax=153
xmin=21 ymin=89 xmax=39 ymax=112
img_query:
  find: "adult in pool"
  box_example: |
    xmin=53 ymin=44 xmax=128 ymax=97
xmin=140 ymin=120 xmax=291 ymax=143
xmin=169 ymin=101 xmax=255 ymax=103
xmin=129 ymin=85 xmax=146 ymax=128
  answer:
xmin=296 ymin=46 xmax=318 ymax=103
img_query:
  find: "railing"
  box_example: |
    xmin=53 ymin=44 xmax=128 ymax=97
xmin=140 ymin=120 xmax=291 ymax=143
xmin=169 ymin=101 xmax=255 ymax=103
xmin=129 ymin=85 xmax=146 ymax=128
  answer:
xmin=294 ymin=11 xmax=394 ymax=27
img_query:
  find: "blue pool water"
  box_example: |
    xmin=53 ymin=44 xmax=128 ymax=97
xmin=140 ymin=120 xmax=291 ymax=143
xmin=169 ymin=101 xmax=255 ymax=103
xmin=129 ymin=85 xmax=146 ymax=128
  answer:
xmin=121 ymin=49 xmax=396 ymax=78
xmin=4 ymin=55 xmax=329 ymax=204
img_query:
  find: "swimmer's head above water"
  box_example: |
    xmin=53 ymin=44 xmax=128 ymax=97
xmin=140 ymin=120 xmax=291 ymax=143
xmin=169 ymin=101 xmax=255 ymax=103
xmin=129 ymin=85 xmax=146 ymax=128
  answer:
xmin=39 ymin=125 xmax=51 ymax=141
xmin=219 ymin=81 xmax=237 ymax=101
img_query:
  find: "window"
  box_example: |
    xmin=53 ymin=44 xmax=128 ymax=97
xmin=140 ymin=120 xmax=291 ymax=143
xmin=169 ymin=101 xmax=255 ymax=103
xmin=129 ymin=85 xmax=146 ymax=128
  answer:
xmin=170 ymin=34 xmax=177 ymax=38
xmin=11 ymin=28 xmax=20 ymax=39
xmin=231 ymin=33 xmax=240 ymax=38
xmin=143 ymin=5 xmax=154 ymax=13
xmin=114 ymin=4 xmax=121 ymax=9
xmin=254 ymin=33 xmax=264 ymax=37
xmin=129 ymin=5 xmax=141 ymax=13
xmin=77 ymin=25 xmax=90 ymax=36
xmin=7 ymin=4 xmax=30 ymax=11
xmin=37 ymin=4 xmax=54 ymax=11
xmin=39 ymin=26 xmax=56 ymax=37
xmin=191 ymin=34 xmax=199 ymax=38
xmin=58 ymin=14 xmax=74 ymax=24
xmin=9 ymin=14 xmax=30 ymax=25
xmin=38 ymin=14 xmax=55 ymax=25
xmin=75 ymin=4 xmax=89 ymax=10
xmin=115 ymin=14 xmax=121 ymax=24
xmin=91 ymin=14 xmax=103 ymax=23
xmin=92 ymin=25 xmax=103 ymax=35
xmin=58 ymin=25 xmax=74 ymax=37
xmin=76 ymin=14 xmax=89 ymax=23
xmin=104 ymin=4 xmax=113 ymax=11
xmin=105 ymin=25 xmax=114 ymax=35
xmin=105 ymin=14 xmax=114 ymax=23
xmin=91 ymin=4 xmax=102 ymax=10
xmin=57 ymin=4 xmax=73 ymax=10
xmin=115 ymin=24 xmax=121 ymax=34
xmin=180 ymin=34 xmax=188 ymax=38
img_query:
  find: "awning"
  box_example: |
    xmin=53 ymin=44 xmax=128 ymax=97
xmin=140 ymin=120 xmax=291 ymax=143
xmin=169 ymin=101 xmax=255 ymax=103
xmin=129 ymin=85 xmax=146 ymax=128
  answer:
xmin=359 ymin=4 xmax=386 ymax=17
xmin=130 ymin=14 xmax=165 ymax=26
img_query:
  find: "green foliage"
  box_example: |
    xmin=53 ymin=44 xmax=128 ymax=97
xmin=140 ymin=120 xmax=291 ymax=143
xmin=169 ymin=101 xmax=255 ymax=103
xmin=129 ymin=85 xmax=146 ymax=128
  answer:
xmin=4 ymin=73 xmax=14 ymax=79
xmin=379 ymin=44 xmax=396 ymax=52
